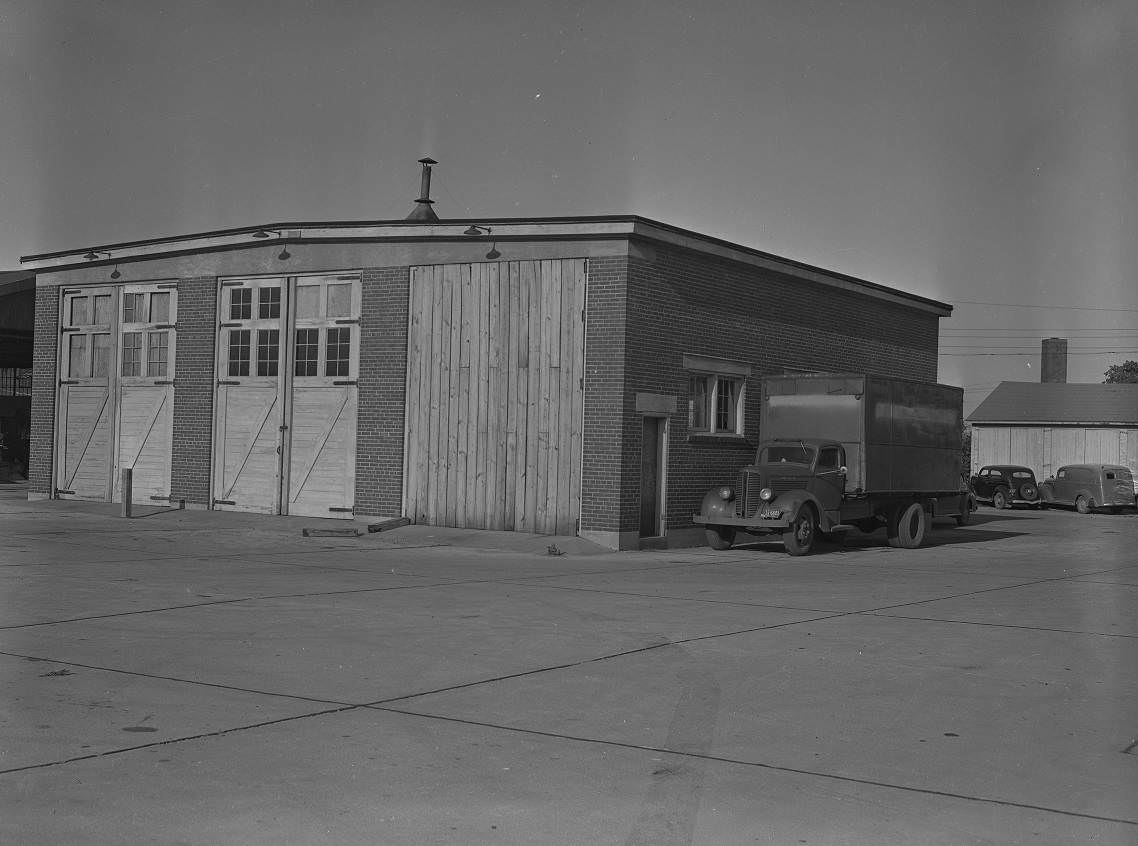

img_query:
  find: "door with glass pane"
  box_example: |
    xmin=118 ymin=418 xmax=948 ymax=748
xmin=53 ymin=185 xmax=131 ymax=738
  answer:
xmin=113 ymin=284 xmax=177 ymax=504
xmin=56 ymin=289 xmax=115 ymax=499
xmin=286 ymin=276 xmax=359 ymax=518
xmin=212 ymin=275 xmax=360 ymax=517
xmin=213 ymin=278 xmax=287 ymax=514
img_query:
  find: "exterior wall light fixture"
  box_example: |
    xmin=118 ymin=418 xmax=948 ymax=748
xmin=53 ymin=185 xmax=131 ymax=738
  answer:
xmin=463 ymin=225 xmax=500 ymax=260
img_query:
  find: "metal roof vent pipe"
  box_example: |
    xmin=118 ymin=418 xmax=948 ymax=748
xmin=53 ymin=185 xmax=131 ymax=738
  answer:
xmin=1041 ymin=337 xmax=1068 ymax=383
xmin=405 ymin=157 xmax=440 ymax=221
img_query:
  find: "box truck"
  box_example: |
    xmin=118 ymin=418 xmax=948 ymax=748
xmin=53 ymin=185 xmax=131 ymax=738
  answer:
xmin=694 ymin=374 xmax=971 ymax=555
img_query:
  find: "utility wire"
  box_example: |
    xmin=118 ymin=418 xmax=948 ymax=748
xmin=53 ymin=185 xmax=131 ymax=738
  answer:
xmin=953 ymin=299 xmax=1138 ymax=312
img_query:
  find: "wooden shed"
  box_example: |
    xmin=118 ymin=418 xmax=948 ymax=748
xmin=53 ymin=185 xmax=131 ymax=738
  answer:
xmin=968 ymin=382 xmax=1138 ymax=485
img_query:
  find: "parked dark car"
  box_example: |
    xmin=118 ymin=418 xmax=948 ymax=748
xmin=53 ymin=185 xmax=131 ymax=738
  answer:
xmin=969 ymin=465 xmax=1041 ymax=509
xmin=1039 ymin=464 xmax=1137 ymax=514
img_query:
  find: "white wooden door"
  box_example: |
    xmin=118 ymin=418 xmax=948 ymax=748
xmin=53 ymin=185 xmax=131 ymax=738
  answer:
xmin=113 ymin=284 xmax=177 ymax=504
xmin=213 ymin=278 xmax=287 ymax=513
xmin=286 ymin=276 xmax=360 ymax=519
xmin=56 ymin=289 xmax=115 ymax=500
xmin=213 ymin=275 xmax=360 ymax=517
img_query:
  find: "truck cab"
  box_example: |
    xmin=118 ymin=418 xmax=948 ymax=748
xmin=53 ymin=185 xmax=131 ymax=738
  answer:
xmin=694 ymin=438 xmax=848 ymax=553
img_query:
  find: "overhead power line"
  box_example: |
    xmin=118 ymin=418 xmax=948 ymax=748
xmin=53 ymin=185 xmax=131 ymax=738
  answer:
xmin=953 ymin=299 xmax=1138 ymax=313
xmin=939 ymin=349 xmax=1138 ymax=357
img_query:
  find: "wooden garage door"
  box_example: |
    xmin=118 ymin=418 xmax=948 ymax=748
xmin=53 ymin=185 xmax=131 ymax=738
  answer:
xmin=403 ymin=259 xmax=586 ymax=534
xmin=56 ymin=289 xmax=115 ymax=500
xmin=113 ymin=285 xmax=177 ymax=504
xmin=213 ymin=275 xmax=360 ymax=518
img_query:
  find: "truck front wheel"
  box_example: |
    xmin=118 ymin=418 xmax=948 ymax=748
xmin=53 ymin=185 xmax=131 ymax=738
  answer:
xmin=888 ymin=502 xmax=927 ymax=549
xmin=783 ymin=505 xmax=817 ymax=556
xmin=705 ymin=526 xmax=736 ymax=550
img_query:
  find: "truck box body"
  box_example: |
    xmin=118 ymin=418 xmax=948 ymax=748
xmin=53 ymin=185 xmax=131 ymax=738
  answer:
xmin=760 ymin=374 xmax=963 ymax=495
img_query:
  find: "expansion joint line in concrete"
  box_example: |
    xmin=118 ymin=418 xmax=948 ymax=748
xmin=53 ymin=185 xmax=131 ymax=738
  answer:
xmin=368 ymin=705 xmax=1138 ymax=829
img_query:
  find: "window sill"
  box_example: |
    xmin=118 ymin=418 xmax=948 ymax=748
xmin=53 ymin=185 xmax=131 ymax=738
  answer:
xmin=687 ymin=434 xmax=752 ymax=447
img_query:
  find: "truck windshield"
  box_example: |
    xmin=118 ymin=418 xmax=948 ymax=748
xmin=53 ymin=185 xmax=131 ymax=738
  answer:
xmin=759 ymin=444 xmax=816 ymax=465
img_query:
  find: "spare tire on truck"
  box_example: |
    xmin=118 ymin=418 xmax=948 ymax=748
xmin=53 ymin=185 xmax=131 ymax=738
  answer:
xmin=887 ymin=501 xmax=927 ymax=549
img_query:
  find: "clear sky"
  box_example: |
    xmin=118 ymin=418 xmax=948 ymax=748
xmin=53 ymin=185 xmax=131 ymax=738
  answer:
xmin=2 ymin=0 xmax=1135 ymax=413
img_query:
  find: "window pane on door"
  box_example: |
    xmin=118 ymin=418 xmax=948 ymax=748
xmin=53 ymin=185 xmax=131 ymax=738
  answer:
xmin=147 ymin=331 xmax=169 ymax=377
xmin=92 ymin=333 xmax=112 ymax=377
xmin=228 ymin=329 xmax=251 ymax=376
xmin=326 ymin=284 xmax=352 ymax=318
xmin=94 ymin=295 xmax=112 ymax=325
xmin=122 ymin=332 xmax=142 ymax=376
xmin=258 ymin=287 xmax=281 ymax=319
xmin=150 ymin=292 xmax=170 ymax=323
xmin=325 ymin=327 xmax=350 ymax=377
xmin=296 ymin=286 xmax=320 ymax=319
xmin=230 ymin=288 xmax=252 ymax=320
xmin=295 ymin=328 xmax=319 ymax=376
xmin=68 ymin=334 xmax=88 ymax=377
xmin=70 ymin=297 xmax=89 ymax=326
xmin=123 ymin=292 xmax=144 ymax=323
xmin=257 ymin=329 xmax=279 ymax=376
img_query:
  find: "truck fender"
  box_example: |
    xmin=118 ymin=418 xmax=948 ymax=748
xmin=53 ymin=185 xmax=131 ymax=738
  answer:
xmin=771 ymin=492 xmax=834 ymax=531
xmin=698 ymin=487 xmax=736 ymax=522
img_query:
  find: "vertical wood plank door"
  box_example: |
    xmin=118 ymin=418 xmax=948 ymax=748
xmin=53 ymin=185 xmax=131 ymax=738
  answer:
xmin=113 ymin=285 xmax=177 ymax=504
xmin=286 ymin=275 xmax=361 ymax=519
xmin=56 ymin=288 xmax=116 ymax=500
xmin=212 ymin=279 xmax=287 ymax=514
xmin=404 ymin=259 xmax=586 ymax=534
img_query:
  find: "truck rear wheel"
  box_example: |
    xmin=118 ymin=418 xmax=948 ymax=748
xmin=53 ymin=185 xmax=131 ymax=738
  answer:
xmin=888 ymin=502 xmax=927 ymax=549
xmin=705 ymin=526 xmax=736 ymax=550
xmin=783 ymin=505 xmax=817 ymax=556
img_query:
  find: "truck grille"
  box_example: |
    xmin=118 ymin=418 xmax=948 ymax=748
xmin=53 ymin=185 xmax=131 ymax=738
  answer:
xmin=736 ymin=471 xmax=762 ymax=517
xmin=735 ymin=471 xmax=802 ymax=517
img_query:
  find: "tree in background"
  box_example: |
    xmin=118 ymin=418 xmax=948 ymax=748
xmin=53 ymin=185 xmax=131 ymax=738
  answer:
xmin=1103 ymin=361 xmax=1138 ymax=384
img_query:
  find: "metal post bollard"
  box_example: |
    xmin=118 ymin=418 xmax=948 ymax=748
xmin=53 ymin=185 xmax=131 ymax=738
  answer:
xmin=121 ymin=468 xmax=132 ymax=518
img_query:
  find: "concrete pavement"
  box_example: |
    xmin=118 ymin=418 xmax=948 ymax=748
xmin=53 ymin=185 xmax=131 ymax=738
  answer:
xmin=1 ymin=482 xmax=1136 ymax=845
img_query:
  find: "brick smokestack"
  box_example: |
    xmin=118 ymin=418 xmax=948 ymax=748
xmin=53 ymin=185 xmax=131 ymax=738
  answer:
xmin=1041 ymin=337 xmax=1067 ymax=383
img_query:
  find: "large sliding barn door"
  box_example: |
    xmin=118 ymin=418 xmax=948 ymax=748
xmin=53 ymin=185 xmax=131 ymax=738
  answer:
xmin=213 ymin=275 xmax=359 ymax=518
xmin=404 ymin=259 xmax=587 ymax=534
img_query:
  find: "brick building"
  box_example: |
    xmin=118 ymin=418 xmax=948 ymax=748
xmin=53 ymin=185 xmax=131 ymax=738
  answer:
xmin=23 ymin=213 xmax=950 ymax=549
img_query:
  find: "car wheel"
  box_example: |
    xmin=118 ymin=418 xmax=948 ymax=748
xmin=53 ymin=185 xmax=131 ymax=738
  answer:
xmin=783 ymin=505 xmax=817 ymax=556
xmin=1075 ymin=495 xmax=1092 ymax=514
xmin=992 ymin=489 xmax=1009 ymax=510
xmin=705 ymin=526 xmax=736 ymax=550
xmin=888 ymin=502 xmax=927 ymax=549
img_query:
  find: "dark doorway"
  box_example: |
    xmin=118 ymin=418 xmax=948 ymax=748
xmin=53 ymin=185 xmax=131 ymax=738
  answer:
xmin=639 ymin=416 xmax=667 ymax=537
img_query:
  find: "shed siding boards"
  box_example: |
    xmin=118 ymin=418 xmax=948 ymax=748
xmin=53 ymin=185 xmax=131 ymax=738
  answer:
xmin=971 ymin=424 xmax=1138 ymax=482
xmin=403 ymin=259 xmax=586 ymax=533
xmin=618 ymin=244 xmax=941 ymax=546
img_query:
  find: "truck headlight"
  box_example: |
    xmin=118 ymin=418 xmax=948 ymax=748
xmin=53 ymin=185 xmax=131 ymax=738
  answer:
xmin=759 ymin=487 xmax=774 ymax=502
xmin=718 ymin=486 xmax=734 ymax=501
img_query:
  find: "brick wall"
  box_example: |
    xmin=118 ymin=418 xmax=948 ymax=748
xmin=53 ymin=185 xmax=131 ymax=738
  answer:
xmin=28 ymin=285 xmax=59 ymax=496
xmin=355 ymin=266 xmax=410 ymax=517
xmin=170 ymin=277 xmax=217 ymax=505
xmin=580 ymin=256 xmax=630 ymax=535
xmin=622 ymin=242 xmax=942 ymax=536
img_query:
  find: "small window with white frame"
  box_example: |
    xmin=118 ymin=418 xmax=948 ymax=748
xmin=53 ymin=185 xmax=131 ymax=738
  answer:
xmin=683 ymin=354 xmax=750 ymax=436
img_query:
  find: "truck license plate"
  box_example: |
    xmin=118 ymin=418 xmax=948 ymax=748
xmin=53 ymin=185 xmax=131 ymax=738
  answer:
xmin=758 ymin=509 xmax=783 ymax=519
